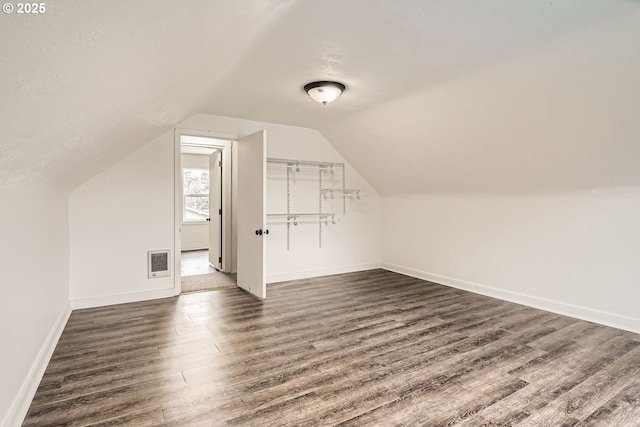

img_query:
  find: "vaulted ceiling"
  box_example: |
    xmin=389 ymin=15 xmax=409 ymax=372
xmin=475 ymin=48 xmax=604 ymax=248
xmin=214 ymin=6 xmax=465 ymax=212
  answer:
xmin=2 ymin=0 xmax=639 ymax=194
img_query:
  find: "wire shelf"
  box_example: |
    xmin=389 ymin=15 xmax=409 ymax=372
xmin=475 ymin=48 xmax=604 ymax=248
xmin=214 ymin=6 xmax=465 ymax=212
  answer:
xmin=267 ymin=213 xmax=337 ymax=226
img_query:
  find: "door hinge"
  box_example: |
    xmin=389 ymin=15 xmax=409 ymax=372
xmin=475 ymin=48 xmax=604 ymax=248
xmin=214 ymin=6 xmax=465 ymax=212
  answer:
xmin=218 ymin=256 xmax=222 ymax=263
xmin=219 ymin=208 xmax=222 ymax=215
xmin=219 ymin=160 xmax=222 ymax=167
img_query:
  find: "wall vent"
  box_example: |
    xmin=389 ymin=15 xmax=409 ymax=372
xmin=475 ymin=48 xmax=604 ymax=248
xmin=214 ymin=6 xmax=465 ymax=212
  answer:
xmin=148 ymin=250 xmax=170 ymax=278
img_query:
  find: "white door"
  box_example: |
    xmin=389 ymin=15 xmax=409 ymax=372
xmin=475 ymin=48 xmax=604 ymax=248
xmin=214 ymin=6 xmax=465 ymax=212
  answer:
xmin=208 ymin=150 xmax=222 ymax=270
xmin=236 ymin=130 xmax=267 ymax=299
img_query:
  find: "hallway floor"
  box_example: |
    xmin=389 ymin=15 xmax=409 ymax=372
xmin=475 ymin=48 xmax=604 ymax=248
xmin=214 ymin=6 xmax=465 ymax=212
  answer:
xmin=180 ymin=250 xmax=237 ymax=293
xmin=180 ymin=250 xmax=216 ymax=277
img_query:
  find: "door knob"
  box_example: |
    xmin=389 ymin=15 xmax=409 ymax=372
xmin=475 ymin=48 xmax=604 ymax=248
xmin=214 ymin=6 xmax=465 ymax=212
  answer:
xmin=255 ymin=229 xmax=263 ymax=235
xmin=264 ymin=229 xmax=269 ymax=235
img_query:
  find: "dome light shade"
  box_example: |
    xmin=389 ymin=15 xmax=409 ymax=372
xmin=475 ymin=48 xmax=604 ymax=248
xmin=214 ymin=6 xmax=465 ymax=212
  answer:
xmin=304 ymin=81 xmax=346 ymax=105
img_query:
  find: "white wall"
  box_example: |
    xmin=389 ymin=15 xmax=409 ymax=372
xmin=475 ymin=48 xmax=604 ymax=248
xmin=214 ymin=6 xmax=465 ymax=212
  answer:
xmin=69 ymin=114 xmax=381 ymax=306
xmin=381 ymin=189 xmax=640 ymax=333
xmin=70 ymin=132 xmax=175 ymax=307
xmin=0 ymin=188 xmax=70 ymax=426
xmin=180 ymin=114 xmax=381 ymax=282
xmin=180 ymin=153 xmax=209 ymax=251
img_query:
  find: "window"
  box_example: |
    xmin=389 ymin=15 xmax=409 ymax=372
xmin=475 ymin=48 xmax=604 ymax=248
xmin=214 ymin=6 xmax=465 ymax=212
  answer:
xmin=183 ymin=168 xmax=209 ymax=222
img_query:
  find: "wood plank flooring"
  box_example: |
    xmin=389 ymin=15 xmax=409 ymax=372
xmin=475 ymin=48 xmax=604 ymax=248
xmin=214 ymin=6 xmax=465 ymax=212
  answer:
xmin=23 ymin=269 xmax=640 ymax=426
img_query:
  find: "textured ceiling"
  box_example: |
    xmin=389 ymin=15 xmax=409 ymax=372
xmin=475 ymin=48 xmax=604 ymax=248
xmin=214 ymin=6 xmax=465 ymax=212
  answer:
xmin=1 ymin=0 xmax=639 ymax=194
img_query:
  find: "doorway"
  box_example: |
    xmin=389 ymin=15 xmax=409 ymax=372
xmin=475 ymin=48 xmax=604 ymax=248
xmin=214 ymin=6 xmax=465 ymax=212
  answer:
xmin=173 ymin=128 xmax=269 ymax=299
xmin=174 ymin=131 xmax=235 ymax=294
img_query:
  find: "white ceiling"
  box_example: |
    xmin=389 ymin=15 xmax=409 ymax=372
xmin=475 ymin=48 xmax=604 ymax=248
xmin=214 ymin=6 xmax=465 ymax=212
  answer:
xmin=1 ymin=0 xmax=639 ymax=194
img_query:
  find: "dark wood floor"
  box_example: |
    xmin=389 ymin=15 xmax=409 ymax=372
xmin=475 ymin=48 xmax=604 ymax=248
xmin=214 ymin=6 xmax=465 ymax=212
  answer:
xmin=23 ymin=269 xmax=640 ymax=426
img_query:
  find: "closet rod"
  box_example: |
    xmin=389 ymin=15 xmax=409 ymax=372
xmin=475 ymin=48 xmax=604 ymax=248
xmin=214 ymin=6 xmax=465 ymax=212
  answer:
xmin=267 ymin=158 xmax=344 ymax=169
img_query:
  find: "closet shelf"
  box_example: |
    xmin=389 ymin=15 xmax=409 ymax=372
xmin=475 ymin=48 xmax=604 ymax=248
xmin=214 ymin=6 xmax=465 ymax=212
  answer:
xmin=267 ymin=213 xmax=337 ymax=226
xmin=321 ymin=188 xmax=362 ymax=199
xmin=267 ymin=156 xmax=360 ymax=249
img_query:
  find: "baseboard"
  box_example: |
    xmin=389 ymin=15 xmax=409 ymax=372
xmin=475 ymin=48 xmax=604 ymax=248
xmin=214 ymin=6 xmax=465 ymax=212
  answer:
xmin=267 ymin=262 xmax=381 ymax=284
xmin=70 ymin=287 xmax=176 ymax=310
xmin=181 ymin=244 xmax=208 ymax=251
xmin=2 ymin=302 xmax=71 ymax=427
xmin=382 ymin=263 xmax=640 ymax=334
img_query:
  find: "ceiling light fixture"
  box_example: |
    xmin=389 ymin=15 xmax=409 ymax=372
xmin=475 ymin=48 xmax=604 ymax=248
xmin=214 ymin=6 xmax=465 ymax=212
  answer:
xmin=304 ymin=81 xmax=346 ymax=105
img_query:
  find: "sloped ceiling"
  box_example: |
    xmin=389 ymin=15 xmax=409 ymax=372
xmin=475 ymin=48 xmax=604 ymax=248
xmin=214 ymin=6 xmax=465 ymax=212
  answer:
xmin=2 ymin=0 xmax=639 ymax=194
